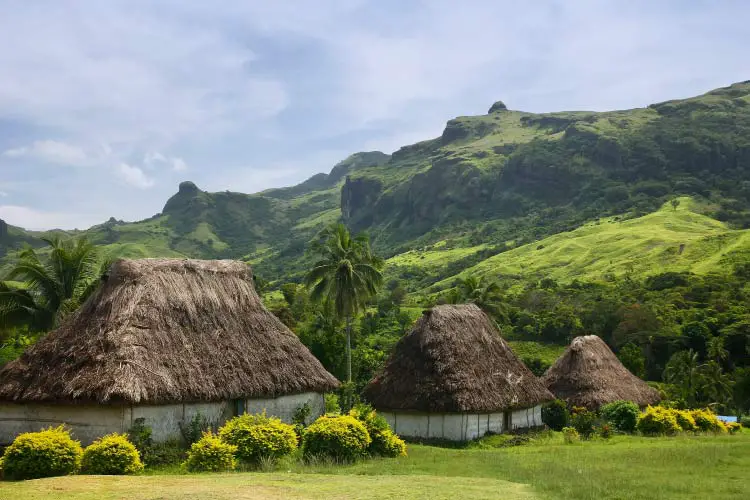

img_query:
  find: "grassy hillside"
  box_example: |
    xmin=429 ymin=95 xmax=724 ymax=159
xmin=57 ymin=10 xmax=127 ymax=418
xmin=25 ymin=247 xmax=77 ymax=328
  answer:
xmin=426 ymin=197 xmax=750 ymax=290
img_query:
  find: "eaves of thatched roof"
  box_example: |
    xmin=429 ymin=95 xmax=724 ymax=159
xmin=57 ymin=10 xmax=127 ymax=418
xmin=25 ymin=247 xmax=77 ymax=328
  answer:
xmin=0 ymin=259 xmax=339 ymax=404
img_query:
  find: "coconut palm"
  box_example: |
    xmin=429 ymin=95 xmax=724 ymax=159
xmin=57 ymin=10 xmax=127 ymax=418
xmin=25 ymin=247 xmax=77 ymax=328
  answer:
xmin=0 ymin=237 xmax=104 ymax=333
xmin=305 ymin=223 xmax=384 ymax=382
xmin=664 ymin=349 xmax=701 ymax=406
xmin=698 ymin=360 xmax=733 ymax=405
xmin=455 ymin=275 xmax=506 ymax=320
xmin=707 ymin=336 xmax=729 ymax=364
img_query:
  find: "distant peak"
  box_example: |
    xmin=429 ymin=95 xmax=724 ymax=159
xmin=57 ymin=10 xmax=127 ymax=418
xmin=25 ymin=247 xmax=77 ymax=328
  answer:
xmin=177 ymin=181 xmax=200 ymax=194
xmin=488 ymin=101 xmax=508 ymax=113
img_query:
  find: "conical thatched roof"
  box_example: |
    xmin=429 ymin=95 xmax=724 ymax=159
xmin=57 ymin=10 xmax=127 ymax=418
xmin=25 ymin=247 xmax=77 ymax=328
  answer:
xmin=542 ymin=335 xmax=660 ymax=409
xmin=363 ymin=304 xmax=553 ymax=412
xmin=0 ymin=259 xmax=339 ymax=404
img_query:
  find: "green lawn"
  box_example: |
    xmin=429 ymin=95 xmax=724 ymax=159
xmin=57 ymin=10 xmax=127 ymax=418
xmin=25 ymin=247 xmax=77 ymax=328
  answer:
xmin=2 ymin=433 xmax=747 ymax=500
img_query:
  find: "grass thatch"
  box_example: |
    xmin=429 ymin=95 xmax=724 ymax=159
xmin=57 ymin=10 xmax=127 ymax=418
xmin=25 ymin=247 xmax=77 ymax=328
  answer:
xmin=0 ymin=259 xmax=339 ymax=404
xmin=363 ymin=304 xmax=553 ymax=412
xmin=542 ymin=335 xmax=660 ymax=409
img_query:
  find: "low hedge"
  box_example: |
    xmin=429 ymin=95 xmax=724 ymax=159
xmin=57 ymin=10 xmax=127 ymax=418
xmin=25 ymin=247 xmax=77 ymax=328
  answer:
xmin=218 ymin=413 xmax=298 ymax=464
xmin=184 ymin=432 xmax=237 ymax=472
xmin=0 ymin=426 xmax=83 ymax=480
xmin=302 ymin=415 xmax=371 ymax=461
xmin=81 ymin=433 xmax=144 ymax=475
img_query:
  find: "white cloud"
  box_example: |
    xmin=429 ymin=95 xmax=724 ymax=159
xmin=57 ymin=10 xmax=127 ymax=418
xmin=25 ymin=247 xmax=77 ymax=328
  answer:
xmin=116 ymin=163 xmax=155 ymax=189
xmin=171 ymin=158 xmax=188 ymax=172
xmin=0 ymin=205 xmax=101 ymax=231
xmin=2 ymin=140 xmax=90 ymax=166
xmin=144 ymin=152 xmax=187 ymax=172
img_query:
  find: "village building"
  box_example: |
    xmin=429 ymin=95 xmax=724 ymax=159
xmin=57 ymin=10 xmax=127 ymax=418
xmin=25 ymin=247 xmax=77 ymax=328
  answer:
xmin=0 ymin=259 xmax=339 ymax=444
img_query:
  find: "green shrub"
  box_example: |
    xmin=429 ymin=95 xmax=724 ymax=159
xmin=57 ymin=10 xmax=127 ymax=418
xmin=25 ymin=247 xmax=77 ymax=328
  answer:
xmin=674 ymin=410 xmax=697 ymax=432
xmin=637 ymin=406 xmax=681 ymax=435
xmin=541 ymin=399 xmax=570 ymax=431
xmin=218 ymin=413 xmax=298 ymax=464
xmin=324 ymin=393 xmax=341 ymax=414
xmin=690 ymin=409 xmax=726 ymax=433
xmin=562 ymin=427 xmax=579 ymax=444
xmin=740 ymin=416 xmax=750 ymax=428
xmin=302 ymin=415 xmax=371 ymax=461
xmin=338 ymin=382 xmax=359 ymax=413
xmin=0 ymin=426 xmax=83 ymax=480
xmin=126 ymin=418 xmax=153 ymax=457
xmin=183 ymin=432 xmax=237 ymax=472
xmin=369 ymin=429 xmax=407 ymax=457
xmin=179 ymin=413 xmax=216 ymax=446
xmin=600 ymin=401 xmax=639 ymax=433
xmin=570 ymin=406 xmax=597 ymax=439
xmin=141 ymin=440 xmax=186 ymax=467
xmin=348 ymin=403 xmax=406 ymax=457
xmin=81 ymin=434 xmax=144 ymax=475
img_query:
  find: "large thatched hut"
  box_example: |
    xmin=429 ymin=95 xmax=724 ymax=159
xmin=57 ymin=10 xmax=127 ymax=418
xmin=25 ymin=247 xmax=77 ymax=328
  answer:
xmin=363 ymin=304 xmax=553 ymax=441
xmin=0 ymin=259 xmax=339 ymax=445
xmin=542 ymin=335 xmax=660 ymax=409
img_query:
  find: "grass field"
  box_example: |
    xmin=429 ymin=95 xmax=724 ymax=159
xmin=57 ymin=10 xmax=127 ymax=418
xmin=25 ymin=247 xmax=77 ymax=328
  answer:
xmin=2 ymin=433 xmax=747 ymax=500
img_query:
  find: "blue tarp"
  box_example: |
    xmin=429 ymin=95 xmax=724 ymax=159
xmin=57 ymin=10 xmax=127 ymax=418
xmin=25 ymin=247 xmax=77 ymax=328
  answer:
xmin=717 ymin=415 xmax=737 ymax=423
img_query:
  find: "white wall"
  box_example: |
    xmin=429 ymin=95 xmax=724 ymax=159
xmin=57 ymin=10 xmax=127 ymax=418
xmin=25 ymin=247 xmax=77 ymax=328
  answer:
xmin=381 ymin=404 xmax=545 ymax=442
xmin=0 ymin=392 xmax=326 ymax=445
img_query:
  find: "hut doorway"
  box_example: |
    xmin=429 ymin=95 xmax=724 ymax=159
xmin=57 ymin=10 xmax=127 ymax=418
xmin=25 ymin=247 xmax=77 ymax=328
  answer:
xmin=503 ymin=411 xmax=511 ymax=432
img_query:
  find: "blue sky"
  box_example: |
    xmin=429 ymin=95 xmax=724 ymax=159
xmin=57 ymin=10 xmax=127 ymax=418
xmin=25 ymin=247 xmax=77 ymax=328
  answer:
xmin=1 ymin=0 xmax=749 ymax=230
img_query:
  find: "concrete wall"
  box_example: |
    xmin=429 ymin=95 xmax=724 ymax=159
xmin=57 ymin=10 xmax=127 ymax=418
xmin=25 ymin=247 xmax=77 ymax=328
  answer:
xmin=0 ymin=392 xmax=326 ymax=445
xmin=381 ymin=404 xmax=544 ymax=442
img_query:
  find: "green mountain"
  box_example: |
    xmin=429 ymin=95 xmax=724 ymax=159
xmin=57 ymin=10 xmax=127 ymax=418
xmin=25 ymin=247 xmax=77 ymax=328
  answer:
xmin=3 ymin=81 xmax=750 ymax=289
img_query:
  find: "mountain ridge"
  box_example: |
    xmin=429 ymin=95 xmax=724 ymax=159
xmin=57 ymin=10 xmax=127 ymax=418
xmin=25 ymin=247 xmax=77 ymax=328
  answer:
xmin=2 ymin=80 xmax=750 ymax=288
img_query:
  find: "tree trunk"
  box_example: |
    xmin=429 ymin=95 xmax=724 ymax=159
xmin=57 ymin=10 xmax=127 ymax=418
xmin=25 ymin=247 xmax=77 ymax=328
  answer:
xmin=345 ymin=316 xmax=353 ymax=383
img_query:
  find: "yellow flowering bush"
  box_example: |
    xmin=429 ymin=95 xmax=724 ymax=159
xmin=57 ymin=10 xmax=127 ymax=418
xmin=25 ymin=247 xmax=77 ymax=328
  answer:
xmin=218 ymin=413 xmax=297 ymax=463
xmin=0 ymin=426 xmax=83 ymax=480
xmin=690 ymin=409 xmax=726 ymax=433
xmin=183 ymin=432 xmax=237 ymax=472
xmin=673 ymin=410 xmax=697 ymax=432
xmin=636 ymin=406 xmax=681 ymax=435
xmin=349 ymin=404 xmax=407 ymax=458
xmin=302 ymin=415 xmax=371 ymax=461
xmin=81 ymin=433 xmax=144 ymax=475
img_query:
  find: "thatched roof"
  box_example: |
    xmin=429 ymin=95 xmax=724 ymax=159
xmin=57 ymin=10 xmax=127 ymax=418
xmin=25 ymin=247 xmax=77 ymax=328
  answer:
xmin=363 ymin=304 xmax=553 ymax=413
xmin=542 ymin=335 xmax=660 ymax=409
xmin=0 ymin=259 xmax=339 ymax=404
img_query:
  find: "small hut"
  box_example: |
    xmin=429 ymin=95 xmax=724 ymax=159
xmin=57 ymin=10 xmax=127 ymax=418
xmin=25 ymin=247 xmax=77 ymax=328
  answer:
xmin=0 ymin=259 xmax=339 ymax=444
xmin=542 ymin=335 xmax=660 ymax=409
xmin=363 ymin=304 xmax=554 ymax=441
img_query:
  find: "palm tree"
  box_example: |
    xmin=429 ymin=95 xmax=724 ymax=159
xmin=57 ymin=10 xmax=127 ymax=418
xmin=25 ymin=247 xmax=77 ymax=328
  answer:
xmin=698 ymin=360 xmax=733 ymax=405
xmin=0 ymin=237 xmax=104 ymax=333
xmin=305 ymin=223 xmax=384 ymax=382
xmin=455 ymin=276 xmax=506 ymax=320
xmin=707 ymin=336 xmax=729 ymax=364
xmin=664 ymin=349 xmax=701 ymax=406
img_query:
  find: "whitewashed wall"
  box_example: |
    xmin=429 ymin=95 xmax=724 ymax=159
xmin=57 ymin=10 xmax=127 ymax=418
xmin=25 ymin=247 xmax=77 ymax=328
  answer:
xmin=381 ymin=404 xmax=544 ymax=442
xmin=0 ymin=392 xmax=326 ymax=445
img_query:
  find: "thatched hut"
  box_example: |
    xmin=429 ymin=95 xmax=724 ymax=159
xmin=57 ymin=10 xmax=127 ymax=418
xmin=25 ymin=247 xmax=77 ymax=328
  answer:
xmin=363 ymin=304 xmax=553 ymax=441
xmin=542 ymin=335 xmax=660 ymax=409
xmin=0 ymin=259 xmax=339 ymax=444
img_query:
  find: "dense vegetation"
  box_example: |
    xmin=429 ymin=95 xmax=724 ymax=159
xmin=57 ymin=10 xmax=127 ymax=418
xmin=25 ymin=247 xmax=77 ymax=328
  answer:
xmin=2 ymin=82 xmax=750 ymax=415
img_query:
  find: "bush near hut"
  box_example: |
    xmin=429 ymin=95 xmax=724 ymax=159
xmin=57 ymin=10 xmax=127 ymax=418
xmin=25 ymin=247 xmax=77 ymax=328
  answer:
xmin=218 ymin=413 xmax=298 ymax=464
xmin=570 ymin=406 xmax=598 ymax=439
xmin=725 ymin=422 xmax=742 ymax=434
xmin=0 ymin=426 xmax=83 ymax=480
xmin=541 ymin=399 xmax=570 ymax=431
xmin=81 ymin=434 xmax=144 ymax=475
xmin=637 ymin=406 xmax=681 ymax=435
xmin=690 ymin=409 xmax=726 ymax=433
xmin=562 ymin=427 xmax=580 ymax=444
xmin=740 ymin=416 xmax=750 ymax=428
xmin=183 ymin=432 xmax=237 ymax=472
xmin=348 ymin=404 xmax=407 ymax=457
xmin=600 ymin=401 xmax=640 ymax=433
xmin=302 ymin=415 xmax=371 ymax=461
xmin=673 ymin=410 xmax=698 ymax=432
